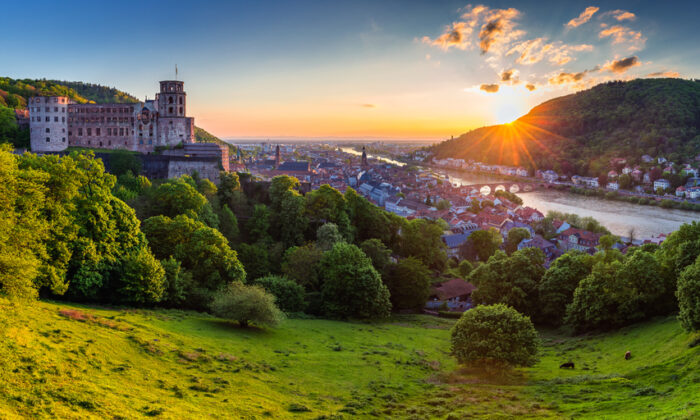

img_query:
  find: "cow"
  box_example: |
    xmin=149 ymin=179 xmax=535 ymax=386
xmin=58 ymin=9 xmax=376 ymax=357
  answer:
xmin=559 ymin=362 xmax=575 ymax=369
xmin=625 ymin=351 xmax=631 ymax=360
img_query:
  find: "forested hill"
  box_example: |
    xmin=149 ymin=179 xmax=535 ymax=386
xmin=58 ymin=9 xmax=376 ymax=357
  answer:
xmin=429 ymin=78 xmax=700 ymax=176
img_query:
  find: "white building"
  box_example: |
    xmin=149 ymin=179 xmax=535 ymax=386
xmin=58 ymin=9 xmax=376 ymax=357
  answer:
xmin=29 ymin=96 xmax=70 ymax=152
xmin=606 ymin=181 xmax=619 ymax=190
xmin=654 ymin=178 xmax=671 ymax=191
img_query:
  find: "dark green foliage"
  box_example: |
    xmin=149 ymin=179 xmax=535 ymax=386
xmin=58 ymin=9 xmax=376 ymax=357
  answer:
xmin=360 ymin=239 xmax=392 ymax=275
xmin=236 ymin=243 xmax=270 ymax=281
xmin=115 ymin=250 xmax=165 ymax=304
xmin=109 ymin=150 xmax=142 ymax=176
xmin=384 ymin=257 xmax=431 ymax=311
xmin=269 ymin=175 xmax=307 ymax=247
xmin=0 ymin=106 xmax=28 ymax=148
xmin=345 ymin=187 xmax=402 ymax=249
xmin=254 ymin=275 xmax=306 ymax=313
xmin=399 ymin=218 xmax=447 ymax=270
xmin=281 ymin=244 xmax=323 ymax=290
xmin=317 ymin=223 xmax=344 ymax=251
xmin=457 ymin=260 xmax=473 ymax=278
xmin=318 ymin=243 xmax=391 ymax=319
xmin=451 ymin=304 xmax=539 ymax=367
xmin=305 ymin=184 xmax=352 ymax=240
xmin=469 ymin=248 xmax=545 ymax=318
xmin=218 ymin=205 xmax=240 ymax=245
xmin=210 ymin=282 xmax=283 ymax=328
xmin=494 ymin=190 xmax=523 ymax=205
xmin=537 ymin=251 xmax=593 ymax=325
xmin=245 ymin=204 xmax=272 ymax=243
xmin=505 ymin=227 xmax=531 ymax=255
xmin=677 ymin=258 xmax=700 ymax=332
xmin=430 ymin=79 xmax=700 ymax=175
xmin=159 ymin=257 xmax=192 ymax=307
xmin=217 ymin=172 xmax=241 ymax=210
xmin=461 ymin=228 xmax=502 ymax=262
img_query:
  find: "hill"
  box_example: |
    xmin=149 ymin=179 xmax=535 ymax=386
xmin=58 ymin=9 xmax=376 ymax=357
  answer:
xmin=429 ymin=78 xmax=700 ymax=177
xmin=1 ymin=298 xmax=697 ymax=419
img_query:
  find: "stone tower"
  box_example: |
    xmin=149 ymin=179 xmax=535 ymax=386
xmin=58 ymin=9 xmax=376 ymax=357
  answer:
xmin=361 ymin=146 xmax=368 ymax=167
xmin=156 ymin=80 xmax=194 ymax=147
xmin=275 ymin=144 xmax=281 ymax=168
xmin=29 ymin=96 xmax=70 ymax=152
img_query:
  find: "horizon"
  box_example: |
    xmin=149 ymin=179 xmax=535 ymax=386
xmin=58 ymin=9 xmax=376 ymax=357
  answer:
xmin=2 ymin=0 xmax=700 ymax=140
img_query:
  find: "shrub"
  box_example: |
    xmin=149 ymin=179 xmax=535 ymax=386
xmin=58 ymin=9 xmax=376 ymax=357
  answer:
xmin=677 ymin=259 xmax=700 ymax=332
xmin=451 ymin=304 xmax=539 ymax=367
xmin=210 ymin=282 xmax=284 ymax=328
xmin=254 ymin=275 xmax=306 ymax=313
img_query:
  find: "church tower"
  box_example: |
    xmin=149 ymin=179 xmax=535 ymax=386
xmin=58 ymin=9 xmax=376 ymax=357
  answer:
xmin=275 ymin=144 xmax=281 ymax=168
xmin=361 ymin=146 xmax=368 ymax=168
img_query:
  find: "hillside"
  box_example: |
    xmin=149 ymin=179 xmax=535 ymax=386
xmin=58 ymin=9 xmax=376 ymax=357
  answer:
xmin=430 ymin=78 xmax=700 ymax=177
xmin=1 ymin=298 xmax=697 ymax=419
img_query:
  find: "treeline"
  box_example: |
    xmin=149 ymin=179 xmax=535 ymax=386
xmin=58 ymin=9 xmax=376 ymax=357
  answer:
xmin=0 ymin=146 xmax=450 ymax=326
xmin=429 ymin=78 xmax=700 ymax=176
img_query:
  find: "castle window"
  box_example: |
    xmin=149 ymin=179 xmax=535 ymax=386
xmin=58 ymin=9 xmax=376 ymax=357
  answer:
xmin=179 ymin=107 xmax=183 ymax=114
xmin=62 ymin=138 xmax=66 ymax=142
xmin=88 ymin=141 xmax=91 ymax=145
xmin=87 ymin=128 xmax=92 ymax=136
xmin=168 ymin=97 xmax=174 ymax=104
xmin=62 ymin=117 xmax=65 ymax=122
xmin=54 ymin=107 xmax=58 ymax=112
xmin=179 ymin=97 xmax=183 ymax=104
xmin=96 ymin=128 xmax=101 ymax=136
xmin=78 ymin=128 xmax=83 ymax=136
xmin=45 ymin=107 xmax=50 ymax=112
xmin=99 ymin=142 xmax=103 ymax=147
xmin=119 ymin=128 xmax=124 ymax=136
xmin=45 ymin=128 xmax=50 ymax=133
xmin=45 ymin=117 xmax=50 ymax=122
xmin=46 ymin=137 xmax=50 ymax=142
xmin=54 ymin=116 xmax=58 ymax=122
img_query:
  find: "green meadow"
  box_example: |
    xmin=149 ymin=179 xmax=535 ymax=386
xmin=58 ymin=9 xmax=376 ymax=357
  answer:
xmin=1 ymin=298 xmax=697 ymax=419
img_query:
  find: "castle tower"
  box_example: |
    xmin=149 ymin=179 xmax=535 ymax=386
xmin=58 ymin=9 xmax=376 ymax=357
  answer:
xmin=361 ymin=146 xmax=368 ymax=168
xmin=29 ymin=96 xmax=70 ymax=152
xmin=156 ymin=80 xmax=194 ymax=147
xmin=275 ymin=144 xmax=281 ymax=168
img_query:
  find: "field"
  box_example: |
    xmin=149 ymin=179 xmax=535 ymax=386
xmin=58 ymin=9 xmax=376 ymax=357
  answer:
xmin=0 ymin=298 xmax=698 ymax=419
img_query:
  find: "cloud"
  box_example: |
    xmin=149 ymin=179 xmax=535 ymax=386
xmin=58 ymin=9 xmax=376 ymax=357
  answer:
xmin=500 ymin=68 xmax=519 ymax=83
xmin=361 ymin=103 xmax=376 ymax=108
xmin=422 ymin=21 xmax=474 ymax=50
xmin=646 ymin=71 xmax=680 ymax=78
xmin=480 ymin=83 xmax=500 ymax=93
xmin=609 ymin=10 xmax=636 ymax=21
xmin=478 ymin=8 xmax=524 ymax=54
xmin=566 ymin=6 xmax=599 ymax=28
xmin=548 ymin=71 xmax=589 ymax=85
xmin=603 ymin=56 xmax=640 ymax=73
xmin=599 ymin=24 xmax=646 ymax=51
xmin=507 ymin=38 xmax=593 ymax=65
xmin=525 ymin=83 xmax=536 ymax=91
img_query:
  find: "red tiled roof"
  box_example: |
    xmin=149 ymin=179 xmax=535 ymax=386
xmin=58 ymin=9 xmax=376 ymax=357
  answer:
xmin=430 ymin=278 xmax=476 ymax=300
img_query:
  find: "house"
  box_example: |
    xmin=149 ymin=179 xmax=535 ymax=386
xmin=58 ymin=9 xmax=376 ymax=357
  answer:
xmin=606 ymin=181 xmax=619 ymax=190
xmin=518 ymin=235 xmax=557 ymax=258
xmin=542 ymin=170 xmax=558 ymax=183
xmin=607 ymin=170 xmax=618 ymax=179
xmin=676 ymin=186 xmax=686 ymax=197
xmin=641 ymin=155 xmax=654 ymax=163
xmin=500 ymin=221 xmax=535 ymax=239
xmin=441 ymin=231 xmax=472 ymax=258
xmin=552 ymin=220 xmax=571 ymax=234
xmin=516 ymin=167 xmax=529 ymax=177
xmin=515 ymin=206 xmax=544 ymax=222
xmin=631 ymin=169 xmax=643 ymax=182
xmin=653 ymin=178 xmax=671 ymax=191
xmin=557 ymin=227 xmax=602 ymax=252
xmin=622 ymin=166 xmax=632 ymax=175
xmin=425 ymin=278 xmax=476 ymax=312
xmin=687 ymin=186 xmax=700 ymax=200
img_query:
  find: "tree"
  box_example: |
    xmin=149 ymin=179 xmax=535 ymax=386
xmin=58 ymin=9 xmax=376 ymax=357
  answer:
xmin=254 ymin=275 xmax=306 ymax=313
xmin=360 ymin=239 xmax=392 ymax=275
xmin=305 ymin=184 xmax=351 ymax=239
xmin=148 ymin=177 xmax=209 ymax=220
xmin=399 ymin=218 xmax=447 ymax=270
xmin=436 ymin=199 xmax=451 ymax=210
xmin=159 ymin=257 xmax=192 ymax=307
xmin=345 ymin=187 xmax=400 ymax=248
xmin=505 ymin=227 xmax=531 ymax=255
xmin=598 ymin=234 xmax=620 ymax=251
xmin=109 ymin=150 xmax=142 ymax=176
xmin=461 ymin=228 xmax=502 ymax=262
xmin=384 ymin=257 xmax=431 ymax=311
xmin=236 ymin=242 xmax=270 ymax=281
xmin=245 ymin=204 xmax=272 ymax=243
xmin=451 ymin=304 xmax=539 ymax=367
xmin=469 ymin=249 xmax=545 ymax=317
xmin=210 ymin=282 xmax=284 ymax=328
xmin=269 ymin=176 xmax=307 ymax=247
xmin=618 ymin=173 xmax=632 ymax=189
xmin=218 ymin=204 xmax=240 ymax=245
xmin=677 ymin=258 xmax=700 ymax=332
xmin=537 ymin=251 xmax=592 ymax=325
xmin=318 ymin=242 xmax=391 ymax=319
xmin=281 ymin=244 xmax=323 ymax=290
xmin=217 ymin=171 xmax=241 ymax=209
xmin=317 ymin=223 xmax=344 ymax=251
xmin=115 ymin=249 xmax=165 ymax=304
xmin=457 ymin=260 xmax=473 ymax=278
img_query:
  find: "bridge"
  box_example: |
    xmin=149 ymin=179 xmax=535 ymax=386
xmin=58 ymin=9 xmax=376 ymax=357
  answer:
xmin=455 ymin=182 xmax=553 ymax=195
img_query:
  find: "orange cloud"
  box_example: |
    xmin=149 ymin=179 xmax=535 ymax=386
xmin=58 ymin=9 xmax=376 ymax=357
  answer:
xmin=361 ymin=103 xmax=376 ymax=108
xmin=480 ymin=83 xmax=500 ymax=93
xmin=478 ymin=8 xmax=524 ymax=54
xmin=610 ymin=10 xmax=636 ymax=21
xmin=422 ymin=21 xmax=474 ymax=50
xmin=525 ymin=83 xmax=536 ymax=91
xmin=507 ymin=38 xmax=593 ymax=65
xmin=599 ymin=24 xmax=645 ymax=51
xmin=602 ymin=56 xmax=640 ymax=74
xmin=647 ymin=71 xmax=680 ymax=78
xmin=566 ymin=6 xmax=599 ymax=28
xmin=548 ymin=71 xmax=588 ymax=85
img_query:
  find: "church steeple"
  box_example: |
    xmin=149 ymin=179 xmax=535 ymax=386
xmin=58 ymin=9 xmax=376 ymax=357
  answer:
xmin=361 ymin=146 xmax=368 ymax=168
xmin=275 ymin=144 xmax=281 ymax=168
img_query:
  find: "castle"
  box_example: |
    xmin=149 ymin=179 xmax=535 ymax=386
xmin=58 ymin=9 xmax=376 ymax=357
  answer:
xmin=29 ymin=80 xmax=194 ymax=153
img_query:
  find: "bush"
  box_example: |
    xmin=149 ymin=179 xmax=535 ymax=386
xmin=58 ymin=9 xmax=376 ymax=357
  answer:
xmin=254 ymin=275 xmax=306 ymax=313
xmin=210 ymin=282 xmax=284 ymax=328
xmin=677 ymin=259 xmax=700 ymax=332
xmin=451 ymin=304 xmax=539 ymax=367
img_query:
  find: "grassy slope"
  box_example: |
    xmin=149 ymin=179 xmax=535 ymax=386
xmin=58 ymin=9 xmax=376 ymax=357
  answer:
xmin=1 ymin=299 xmax=697 ymax=419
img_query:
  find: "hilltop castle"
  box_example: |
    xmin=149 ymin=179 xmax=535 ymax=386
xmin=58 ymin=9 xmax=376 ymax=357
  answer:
xmin=29 ymin=80 xmax=194 ymax=153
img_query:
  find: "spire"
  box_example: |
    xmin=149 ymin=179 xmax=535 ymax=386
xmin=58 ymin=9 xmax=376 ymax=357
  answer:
xmin=275 ymin=144 xmax=281 ymax=168
xmin=175 ymin=64 xmax=178 ymax=80
xmin=361 ymin=146 xmax=368 ymax=168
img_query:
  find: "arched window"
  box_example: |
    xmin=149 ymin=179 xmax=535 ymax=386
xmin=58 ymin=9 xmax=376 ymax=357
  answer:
xmin=179 ymin=97 xmax=183 ymax=104
xmin=179 ymin=107 xmax=183 ymax=114
xmin=168 ymin=97 xmax=174 ymax=104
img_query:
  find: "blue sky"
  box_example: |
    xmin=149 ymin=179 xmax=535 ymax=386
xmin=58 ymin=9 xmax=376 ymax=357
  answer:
xmin=2 ymin=0 xmax=699 ymax=139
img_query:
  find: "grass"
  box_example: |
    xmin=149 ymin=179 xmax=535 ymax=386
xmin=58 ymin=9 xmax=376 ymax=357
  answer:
xmin=0 ymin=298 xmax=698 ymax=419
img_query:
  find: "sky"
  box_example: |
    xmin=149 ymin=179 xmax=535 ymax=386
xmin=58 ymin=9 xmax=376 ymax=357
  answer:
xmin=2 ymin=0 xmax=699 ymax=141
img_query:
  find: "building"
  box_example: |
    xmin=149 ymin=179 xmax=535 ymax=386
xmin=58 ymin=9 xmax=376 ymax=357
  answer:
xmin=425 ymin=278 xmax=475 ymax=312
xmin=654 ymin=178 xmax=671 ymax=191
xmin=30 ymin=80 xmax=195 ymax=153
xmin=557 ymin=227 xmax=601 ymax=252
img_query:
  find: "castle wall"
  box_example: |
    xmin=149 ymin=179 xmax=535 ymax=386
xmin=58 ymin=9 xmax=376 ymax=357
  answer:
xmin=167 ymin=157 xmax=221 ymax=183
xmin=29 ymin=96 xmax=69 ymax=152
xmin=68 ymin=103 xmax=144 ymax=151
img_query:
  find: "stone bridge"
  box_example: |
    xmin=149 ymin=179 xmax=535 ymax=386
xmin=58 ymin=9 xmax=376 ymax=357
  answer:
xmin=456 ymin=182 xmax=552 ymax=195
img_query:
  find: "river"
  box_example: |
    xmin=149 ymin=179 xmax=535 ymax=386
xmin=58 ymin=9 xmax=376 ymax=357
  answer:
xmin=441 ymin=170 xmax=698 ymax=238
xmin=339 ymin=147 xmax=405 ymax=166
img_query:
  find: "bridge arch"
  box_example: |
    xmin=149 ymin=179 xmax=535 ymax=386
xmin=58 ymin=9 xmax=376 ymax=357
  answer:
xmin=480 ymin=185 xmax=491 ymax=196
xmin=494 ymin=185 xmax=506 ymax=192
xmin=523 ymin=184 xmax=533 ymax=192
xmin=509 ymin=184 xmax=520 ymax=193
